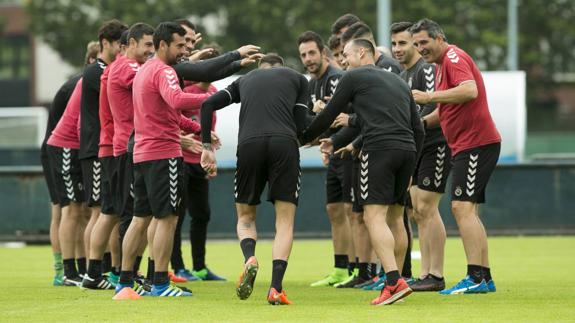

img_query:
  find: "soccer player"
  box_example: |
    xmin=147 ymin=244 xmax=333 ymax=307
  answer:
xmin=200 ymin=54 xmax=307 ymax=305
xmin=301 ymin=39 xmax=424 ymax=305
xmin=327 ymin=35 xmax=345 ymax=69
xmin=410 ymin=18 xmax=501 ymax=294
xmin=297 ymin=30 xmax=354 ymax=288
xmin=390 ymin=21 xmax=450 ymax=291
xmin=331 ymin=13 xmax=361 ymax=37
xmin=41 ymin=41 xmax=99 ymax=285
xmin=79 ymin=19 xmax=128 ymax=263
xmin=82 ymin=28 xmax=141 ymax=290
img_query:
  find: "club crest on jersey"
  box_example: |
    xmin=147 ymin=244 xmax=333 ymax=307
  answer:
xmin=454 ymin=186 xmax=463 ymax=197
xmin=422 ymin=177 xmax=430 ymax=187
xmin=311 ymin=94 xmax=316 ymax=103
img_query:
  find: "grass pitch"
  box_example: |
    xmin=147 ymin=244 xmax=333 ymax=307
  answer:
xmin=1 ymin=237 xmax=574 ymax=322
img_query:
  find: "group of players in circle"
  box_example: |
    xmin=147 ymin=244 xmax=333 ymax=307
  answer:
xmin=41 ymin=13 xmax=501 ymax=306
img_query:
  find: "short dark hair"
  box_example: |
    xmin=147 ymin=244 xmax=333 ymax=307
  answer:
xmin=260 ymin=53 xmax=284 ymax=67
xmin=153 ymin=22 xmax=186 ymax=50
xmin=340 ymin=21 xmax=372 ymax=45
xmin=390 ymin=21 xmax=413 ymax=35
xmin=327 ymin=34 xmax=341 ymax=51
xmin=120 ymin=30 xmax=129 ymax=46
xmin=201 ymin=42 xmax=223 ymax=59
xmin=174 ymin=18 xmax=196 ymax=31
xmin=98 ymin=19 xmax=128 ymax=49
xmin=331 ymin=13 xmax=360 ymax=35
xmin=128 ymin=23 xmax=155 ymax=43
xmin=410 ymin=18 xmax=446 ymax=40
xmin=350 ymin=38 xmax=375 ymax=57
xmin=297 ymin=30 xmax=325 ymax=52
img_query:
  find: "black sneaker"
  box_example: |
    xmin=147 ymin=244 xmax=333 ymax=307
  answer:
xmin=62 ymin=275 xmax=82 ymax=287
xmin=81 ymin=275 xmax=114 ymax=290
xmin=336 ymin=276 xmax=371 ymax=288
xmin=410 ymin=275 xmax=445 ymax=292
xmin=135 ymin=275 xmax=152 ymax=293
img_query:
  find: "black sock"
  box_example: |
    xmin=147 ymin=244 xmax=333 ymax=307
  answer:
xmin=63 ymin=258 xmax=79 ymax=278
xmin=76 ymin=257 xmax=87 ymax=275
xmin=240 ymin=238 xmax=256 ymax=263
xmin=87 ymin=259 xmax=102 ymax=279
xmin=119 ymin=270 xmax=134 ymax=286
xmin=147 ymin=258 xmax=155 ymax=281
xmin=102 ymin=252 xmax=112 ymax=273
xmin=112 ymin=267 xmax=120 ymax=276
xmin=386 ymin=270 xmax=401 ymax=286
xmin=334 ymin=254 xmax=348 ymax=269
xmin=270 ymin=260 xmax=288 ymax=292
xmin=482 ymin=266 xmax=492 ymax=282
xmin=467 ymin=264 xmax=483 ymax=284
xmin=358 ymin=263 xmax=370 ymax=280
xmin=348 ymin=260 xmax=357 ymax=275
xmin=429 ymin=273 xmax=444 ymax=281
xmin=133 ymin=256 xmax=143 ymax=275
xmin=154 ymin=271 xmax=169 ymax=286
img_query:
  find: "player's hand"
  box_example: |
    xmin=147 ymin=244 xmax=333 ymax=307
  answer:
xmin=312 ymin=100 xmax=326 ymax=114
xmin=193 ymin=32 xmax=203 ymax=47
xmin=412 ymin=89 xmax=432 ymax=105
xmin=303 ymin=137 xmax=321 ymax=147
xmin=201 ymin=148 xmax=217 ymax=178
xmin=323 ymin=96 xmax=332 ymax=102
xmin=321 ymin=152 xmax=330 ymax=166
xmin=189 ymin=48 xmax=215 ymax=61
xmin=334 ymin=143 xmax=357 ymax=159
xmin=319 ymin=138 xmax=334 ymax=155
xmin=237 ymin=45 xmax=261 ymax=58
xmin=211 ymin=131 xmax=222 ymax=150
xmin=180 ymin=134 xmax=203 ymax=154
xmin=333 ymin=113 xmax=349 ymax=127
xmin=240 ymin=53 xmax=265 ymax=67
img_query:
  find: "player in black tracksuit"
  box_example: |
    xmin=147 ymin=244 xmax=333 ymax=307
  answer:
xmin=200 ymin=56 xmax=308 ymax=304
xmin=301 ymin=39 xmax=423 ymax=305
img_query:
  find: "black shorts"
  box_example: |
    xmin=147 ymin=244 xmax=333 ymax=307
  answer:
xmin=413 ymin=143 xmax=452 ymax=193
xmin=115 ymin=153 xmax=134 ymax=220
xmin=46 ymin=145 xmax=85 ymax=206
xmin=359 ymin=149 xmax=416 ymax=206
xmin=350 ymin=158 xmax=363 ymax=213
xmin=41 ymin=149 xmax=59 ymax=204
xmin=100 ymin=156 xmax=117 ymax=215
xmin=235 ymin=136 xmax=300 ymax=206
xmin=326 ymin=155 xmax=353 ymax=204
xmin=451 ymin=143 xmax=500 ymax=204
xmin=81 ymin=157 xmax=102 ymax=207
xmin=133 ymin=157 xmax=185 ymax=219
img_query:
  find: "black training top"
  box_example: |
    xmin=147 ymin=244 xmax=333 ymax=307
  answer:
xmin=173 ymin=50 xmax=243 ymax=85
xmin=79 ymin=58 xmax=106 ymax=159
xmin=376 ymin=54 xmax=402 ymax=75
xmin=42 ymin=74 xmax=82 ymax=152
xmin=308 ymin=64 xmax=343 ymax=105
xmin=301 ymin=64 xmax=424 ymax=154
xmin=201 ymin=67 xmax=309 ymax=145
xmin=400 ymin=58 xmax=445 ymax=148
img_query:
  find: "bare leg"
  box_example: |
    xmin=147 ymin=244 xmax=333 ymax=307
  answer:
xmin=272 ymin=201 xmax=296 ymax=261
xmin=452 ymin=201 xmax=487 ymax=266
xmin=236 ymin=203 xmax=257 ymax=242
xmin=326 ymin=202 xmax=352 ymax=257
xmin=109 ymin=223 xmax=121 ymax=269
xmin=84 ymin=206 xmax=100 ymax=258
xmin=50 ymin=204 xmax=62 ymax=253
xmin=121 ymin=216 xmax=152 ymax=273
xmin=88 ymin=213 xmax=118 ymax=261
xmin=387 ymin=204 xmax=407 ymax=273
xmin=153 ymin=215 xmax=179 ymax=274
xmin=363 ymin=204 xmax=397 ymax=273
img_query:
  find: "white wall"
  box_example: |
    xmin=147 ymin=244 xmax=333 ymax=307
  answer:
xmin=34 ymin=39 xmax=77 ymax=104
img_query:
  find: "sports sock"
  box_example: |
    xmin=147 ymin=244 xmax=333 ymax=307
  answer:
xmin=482 ymin=266 xmax=492 ymax=282
xmin=369 ymin=263 xmax=378 ymax=277
xmin=240 ymin=238 xmax=256 ymax=262
xmin=102 ymin=252 xmax=112 ymax=273
xmin=146 ymin=258 xmax=155 ymax=281
xmin=133 ymin=256 xmax=142 ymax=275
xmin=154 ymin=271 xmax=169 ymax=286
xmin=334 ymin=254 xmax=348 ymax=269
xmin=87 ymin=259 xmax=102 ymax=279
xmin=358 ymin=263 xmax=371 ymax=280
xmin=467 ymin=264 xmax=483 ymax=284
xmin=53 ymin=252 xmax=63 ymax=273
xmin=119 ymin=270 xmax=134 ymax=286
xmin=348 ymin=258 xmax=357 ymax=275
xmin=112 ymin=267 xmax=120 ymax=276
xmin=385 ymin=270 xmax=401 ymax=286
xmin=429 ymin=273 xmax=444 ymax=281
xmin=76 ymin=257 xmax=87 ymax=276
xmin=270 ymin=260 xmax=288 ymax=292
xmin=63 ymin=258 xmax=79 ymax=278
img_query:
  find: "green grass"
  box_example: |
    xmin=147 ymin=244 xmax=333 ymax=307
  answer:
xmin=1 ymin=237 xmax=575 ymax=322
